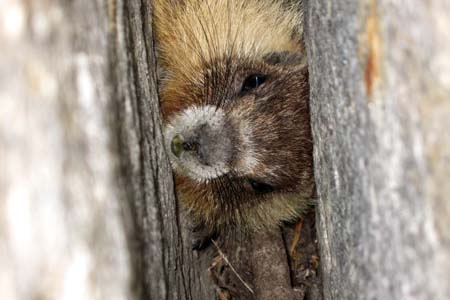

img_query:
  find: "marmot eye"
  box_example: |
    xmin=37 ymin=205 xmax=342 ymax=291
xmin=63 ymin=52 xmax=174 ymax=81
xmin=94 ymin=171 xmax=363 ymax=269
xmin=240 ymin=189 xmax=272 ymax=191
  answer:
xmin=241 ymin=74 xmax=267 ymax=92
xmin=248 ymin=179 xmax=274 ymax=194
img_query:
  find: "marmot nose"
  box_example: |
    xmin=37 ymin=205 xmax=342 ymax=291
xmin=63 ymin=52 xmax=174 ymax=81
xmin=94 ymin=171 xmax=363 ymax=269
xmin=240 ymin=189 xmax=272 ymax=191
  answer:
xmin=171 ymin=134 xmax=199 ymax=158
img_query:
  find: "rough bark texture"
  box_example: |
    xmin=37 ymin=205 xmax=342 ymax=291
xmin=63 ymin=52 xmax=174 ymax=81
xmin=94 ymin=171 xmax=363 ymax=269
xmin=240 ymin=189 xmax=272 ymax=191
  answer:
xmin=109 ymin=0 xmax=216 ymax=299
xmin=209 ymin=214 xmax=322 ymax=300
xmin=305 ymin=0 xmax=450 ymax=299
xmin=0 ymin=1 xmax=130 ymax=299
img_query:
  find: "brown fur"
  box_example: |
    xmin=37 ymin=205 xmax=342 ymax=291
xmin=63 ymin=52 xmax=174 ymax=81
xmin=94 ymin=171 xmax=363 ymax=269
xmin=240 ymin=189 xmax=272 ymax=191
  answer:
xmin=153 ymin=0 xmax=314 ymax=232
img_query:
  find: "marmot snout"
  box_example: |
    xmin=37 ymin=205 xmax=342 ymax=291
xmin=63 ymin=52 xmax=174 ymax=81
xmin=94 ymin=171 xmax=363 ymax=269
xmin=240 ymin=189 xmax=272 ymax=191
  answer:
xmin=165 ymin=105 xmax=236 ymax=180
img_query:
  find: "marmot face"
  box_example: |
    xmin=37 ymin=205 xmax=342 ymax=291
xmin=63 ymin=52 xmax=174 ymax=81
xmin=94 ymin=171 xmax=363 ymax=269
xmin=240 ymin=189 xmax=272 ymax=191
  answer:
xmin=153 ymin=0 xmax=313 ymax=230
xmin=162 ymin=54 xmax=313 ymax=228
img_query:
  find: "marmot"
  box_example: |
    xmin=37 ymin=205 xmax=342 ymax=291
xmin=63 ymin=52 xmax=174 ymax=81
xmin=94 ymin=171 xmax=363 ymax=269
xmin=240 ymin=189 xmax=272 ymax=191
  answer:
xmin=153 ymin=0 xmax=315 ymax=246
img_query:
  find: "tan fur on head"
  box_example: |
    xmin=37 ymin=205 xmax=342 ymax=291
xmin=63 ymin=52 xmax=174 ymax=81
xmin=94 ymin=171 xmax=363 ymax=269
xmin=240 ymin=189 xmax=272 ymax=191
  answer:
xmin=153 ymin=0 xmax=303 ymax=77
xmin=153 ymin=0 xmax=314 ymax=233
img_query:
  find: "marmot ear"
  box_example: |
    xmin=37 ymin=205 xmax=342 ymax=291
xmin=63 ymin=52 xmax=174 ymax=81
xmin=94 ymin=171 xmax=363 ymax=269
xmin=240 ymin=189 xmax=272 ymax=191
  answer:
xmin=262 ymin=51 xmax=307 ymax=69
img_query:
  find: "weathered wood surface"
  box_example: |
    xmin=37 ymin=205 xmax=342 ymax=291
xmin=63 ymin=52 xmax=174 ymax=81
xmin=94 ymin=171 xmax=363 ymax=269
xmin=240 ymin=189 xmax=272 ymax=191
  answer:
xmin=0 ymin=1 xmax=131 ymax=299
xmin=305 ymin=0 xmax=450 ymax=299
xmin=110 ymin=0 xmax=216 ymax=299
xmin=210 ymin=212 xmax=321 ymax=300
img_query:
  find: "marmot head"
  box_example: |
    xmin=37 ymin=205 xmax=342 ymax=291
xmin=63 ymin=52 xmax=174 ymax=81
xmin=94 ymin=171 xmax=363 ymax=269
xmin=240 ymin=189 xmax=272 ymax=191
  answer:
xmin=161 ymin=52 xmax=314 ymax=228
